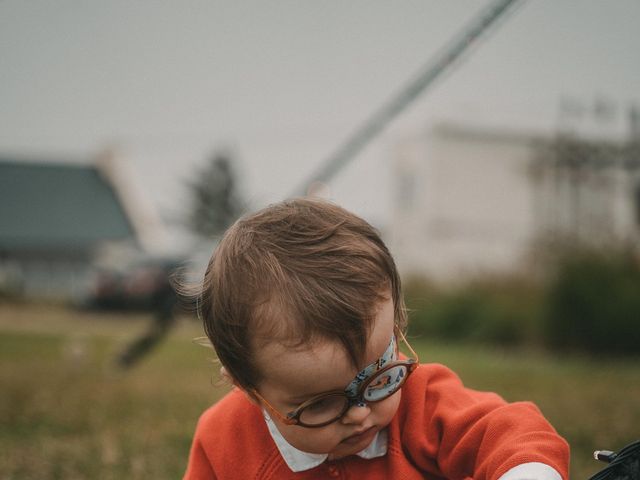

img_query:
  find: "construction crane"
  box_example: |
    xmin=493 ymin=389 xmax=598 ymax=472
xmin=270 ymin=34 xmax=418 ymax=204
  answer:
xmin=291 ymin=0 xmax=525 ymax=197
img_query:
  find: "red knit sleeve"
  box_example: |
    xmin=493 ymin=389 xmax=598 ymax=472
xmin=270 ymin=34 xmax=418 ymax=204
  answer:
xmin=182 ymin=389 xmax=282 ymax=479
xmin=400 ymin=364 xmax=570 ymax=480
xmin=183 ymin=411 xmax=218 ymax=480
xmin=183 ymin=438 xmax=217 ymax=480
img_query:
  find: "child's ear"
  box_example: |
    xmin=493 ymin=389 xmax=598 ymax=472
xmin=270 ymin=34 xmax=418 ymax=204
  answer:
xmin=219 ymin=366 xmax=235 ymax=385
xmin=219 ymin=366 xmax=261 ymax=406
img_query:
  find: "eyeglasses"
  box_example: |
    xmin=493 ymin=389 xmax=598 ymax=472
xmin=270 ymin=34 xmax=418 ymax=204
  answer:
xmin=252 ymin=328 xmax=419 ymax=428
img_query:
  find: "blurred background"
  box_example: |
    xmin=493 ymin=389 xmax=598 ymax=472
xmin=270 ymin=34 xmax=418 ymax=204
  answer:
xmin=1 ymin=1 xmax=639 ymax=479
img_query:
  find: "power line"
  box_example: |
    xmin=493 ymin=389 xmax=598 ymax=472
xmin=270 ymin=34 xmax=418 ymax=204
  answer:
xmin=291 ymin=0 xmax=526 ymax=197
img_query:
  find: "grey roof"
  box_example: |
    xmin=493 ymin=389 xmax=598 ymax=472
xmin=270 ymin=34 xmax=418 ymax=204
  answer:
xmin=0 ymin=159 xmax=135 ymax=252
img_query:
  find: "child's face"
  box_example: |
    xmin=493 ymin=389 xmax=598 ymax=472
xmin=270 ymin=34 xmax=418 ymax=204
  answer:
xmin=252 ymin=296 xmax=400 ymax=459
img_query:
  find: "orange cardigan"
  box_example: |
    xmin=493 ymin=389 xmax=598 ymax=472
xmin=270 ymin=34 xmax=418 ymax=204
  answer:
xmin=183 ymin=364 xmax=569 ymax=480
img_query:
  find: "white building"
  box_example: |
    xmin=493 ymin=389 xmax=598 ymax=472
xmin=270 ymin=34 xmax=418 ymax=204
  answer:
xmin=389 ymin=122 xmax=640 ymax=283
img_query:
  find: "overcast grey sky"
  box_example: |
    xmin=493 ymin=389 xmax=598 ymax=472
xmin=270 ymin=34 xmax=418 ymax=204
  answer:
xmin=1 ymin=0 xmax=639 ymax=230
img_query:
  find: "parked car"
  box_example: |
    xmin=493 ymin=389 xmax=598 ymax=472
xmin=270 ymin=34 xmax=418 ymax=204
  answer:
xmin=85 ymin=255 xmax=185 ymax=311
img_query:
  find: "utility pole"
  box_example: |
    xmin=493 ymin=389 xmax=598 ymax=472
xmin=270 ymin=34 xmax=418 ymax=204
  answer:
xmin=291 ymin=0 xmax=526 ymax=197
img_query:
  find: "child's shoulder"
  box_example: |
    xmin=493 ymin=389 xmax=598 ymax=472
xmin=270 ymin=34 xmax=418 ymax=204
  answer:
xmin=399 ymin=363 xmax=507 ymax=413
xmin=405 ymin=362 xmax=465 ymax=388
xmin=189 ymin=389 xmax=285 ymax=477
xmin=407 ymin=362 xmax=502 ymax=392
xmin=197 ymin=387 xmax=253 ymax=428
xmin=193 ymin=387 xmax=276 ymax=454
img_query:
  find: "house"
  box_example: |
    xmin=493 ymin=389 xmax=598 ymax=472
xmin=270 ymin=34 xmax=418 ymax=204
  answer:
xmin=389 ymin=122 xmax=640 ymax=283
xmin=0 ymin=154 xmax=167 ymax=300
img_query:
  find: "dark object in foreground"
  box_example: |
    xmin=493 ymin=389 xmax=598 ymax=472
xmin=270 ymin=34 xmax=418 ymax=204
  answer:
xmin=111 ymin=257 xmax=190 ymax=369
xmin=591 ymin=440 xmax=640 ymax=480
xmin=115 ymin=281 xmax=178 ymax=369
xmin=87 ymin=257 xmax=185 ymax=312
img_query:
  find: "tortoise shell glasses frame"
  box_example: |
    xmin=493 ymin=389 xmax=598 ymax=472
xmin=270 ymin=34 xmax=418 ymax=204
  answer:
xmin=251 ymin=327 xmax=419 ymax=428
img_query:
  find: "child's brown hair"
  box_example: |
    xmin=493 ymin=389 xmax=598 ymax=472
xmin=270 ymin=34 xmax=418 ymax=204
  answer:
xmin=199 ymin=198 xmax=406 ymax=390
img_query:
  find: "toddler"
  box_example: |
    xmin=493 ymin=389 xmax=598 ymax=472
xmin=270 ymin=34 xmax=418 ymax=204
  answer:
xmin=183 ymin=198 xmax=569 ymax=480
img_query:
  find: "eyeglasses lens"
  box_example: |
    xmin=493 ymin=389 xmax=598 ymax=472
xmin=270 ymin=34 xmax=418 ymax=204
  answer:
xmin=363 ymin=365 xmax=408 ymax=402
xmin=297 ymin=365 xmax=410 ymax=426
xmin=298 ymin=393 xmax=350 ymax=426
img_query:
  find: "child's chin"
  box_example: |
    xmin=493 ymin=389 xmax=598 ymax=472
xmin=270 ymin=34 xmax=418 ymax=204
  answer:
xmin=326 ymin=442 xmax=368 ymax=461
xmin=327 ymin=445 xmax=353 ymax=461
xmin=326 ymin=451 xmax=349 ymax=461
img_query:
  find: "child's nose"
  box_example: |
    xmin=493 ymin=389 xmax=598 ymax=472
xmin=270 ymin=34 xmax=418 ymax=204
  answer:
xmin=340 ymin=402 xmax=371 ymax=425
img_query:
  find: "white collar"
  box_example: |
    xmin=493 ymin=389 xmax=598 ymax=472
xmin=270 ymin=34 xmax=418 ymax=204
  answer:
xmin=263 ymin=410 xmax=388 ymax=472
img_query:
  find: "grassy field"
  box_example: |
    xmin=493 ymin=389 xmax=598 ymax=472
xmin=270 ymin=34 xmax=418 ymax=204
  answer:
xmin=1 ymin=303 xmax=638 ymax=479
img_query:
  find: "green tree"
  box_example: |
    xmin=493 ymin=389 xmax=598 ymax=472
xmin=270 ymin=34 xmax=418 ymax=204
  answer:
xmin=188 ymin=151 xmax=245 ymax=238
